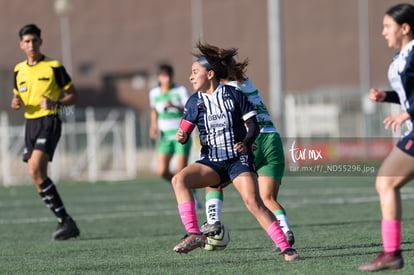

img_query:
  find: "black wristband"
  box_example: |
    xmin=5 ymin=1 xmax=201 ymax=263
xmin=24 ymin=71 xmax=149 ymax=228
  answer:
xmin=243 ymin=117 xmax=260 ymax=149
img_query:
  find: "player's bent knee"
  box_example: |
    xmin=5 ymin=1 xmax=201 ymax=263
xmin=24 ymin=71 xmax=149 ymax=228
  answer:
xmin=28 ymin=166 xmax=42 ymax=180
xmin=171 ymin=173 xmax=187 ymax=189
xmin=375 ymin=178 xmax=399 ymax=194
xmin=171 ymin=174 xmax=179 ymax=187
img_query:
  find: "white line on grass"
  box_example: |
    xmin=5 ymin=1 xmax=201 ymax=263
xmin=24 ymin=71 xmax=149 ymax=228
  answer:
xmin=2 ymin=192 xmax=414 ymax=225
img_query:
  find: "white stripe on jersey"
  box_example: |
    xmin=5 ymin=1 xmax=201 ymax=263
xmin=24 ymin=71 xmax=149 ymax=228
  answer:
xmin=200 ymin=88 xmax=237 ymax=161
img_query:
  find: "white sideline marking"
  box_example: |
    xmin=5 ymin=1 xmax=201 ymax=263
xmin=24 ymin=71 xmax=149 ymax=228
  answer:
xmin=1 ymin=192 xmax=414 ymax=225
xmin=0 ymin=210 xmax=178 ymax=225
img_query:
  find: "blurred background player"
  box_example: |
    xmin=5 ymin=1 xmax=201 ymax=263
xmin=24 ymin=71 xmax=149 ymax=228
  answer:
xmin=171 ymin=43 xmax=298 ymax=261
xmin=198 ymin=43 xmax=295 ymax=247
xmin=359 ymin=3 xmax=414 ymax=272
xmin=149 ymin=63 xmax=200 ymax=207
xmin=10 ymin=24 xmax=80 ymax=240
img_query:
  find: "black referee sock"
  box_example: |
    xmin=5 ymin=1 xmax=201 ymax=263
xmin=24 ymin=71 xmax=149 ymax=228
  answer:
xmin=39 ymin=178 xmax=68 ymax=223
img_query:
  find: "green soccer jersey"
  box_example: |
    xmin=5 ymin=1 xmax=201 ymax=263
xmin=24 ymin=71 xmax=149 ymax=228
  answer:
xmin=149 ymin=84 xmax=190 ymax=140
xmin=227 ymin=79 xmax=278 ymax=133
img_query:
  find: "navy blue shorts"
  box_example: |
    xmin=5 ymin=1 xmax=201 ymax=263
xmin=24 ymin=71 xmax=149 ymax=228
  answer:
xmin=23 ymin=115 xmax=62 ymax=162
xmin=397 ymin=130 xmax=414 ymax=157
xmin=196 ymin=152 xmax=257 ymax=187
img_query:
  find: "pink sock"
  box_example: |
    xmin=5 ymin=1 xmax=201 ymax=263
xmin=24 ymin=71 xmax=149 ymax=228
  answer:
xmin=267 ymin=221 xmax=291 ymax=251
xmin=178 ymin=201 xmax=201 ymax=234
xmin=382 ymin=219 xmax=401 ymax=252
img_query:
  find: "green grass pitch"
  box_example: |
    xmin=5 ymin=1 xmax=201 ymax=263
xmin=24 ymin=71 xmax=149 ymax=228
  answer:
xmin=1 ymin=176 xmax=414 ymax=274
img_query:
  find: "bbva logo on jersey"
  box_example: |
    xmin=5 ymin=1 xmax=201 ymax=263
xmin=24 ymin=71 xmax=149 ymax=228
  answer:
xmin=208 ymin=113 xmax=226 ymax=121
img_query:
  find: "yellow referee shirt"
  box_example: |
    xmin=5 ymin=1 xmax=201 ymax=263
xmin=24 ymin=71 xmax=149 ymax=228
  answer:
xmin=13 ymin=56 xmax=73 ymax=119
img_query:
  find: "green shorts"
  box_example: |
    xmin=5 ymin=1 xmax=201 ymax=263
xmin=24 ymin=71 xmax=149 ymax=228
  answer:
xmin=253 ymin=132 xmax=285 ymax=182
xmin=157 ymin=137 xmax=192 ymax=156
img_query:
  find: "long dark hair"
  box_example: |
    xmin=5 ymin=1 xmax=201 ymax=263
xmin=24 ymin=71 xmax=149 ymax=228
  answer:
xmin=224 ymin=55 xmax=249 ymax=83
xmin=193 ymin=41 xmax=248 ymax=82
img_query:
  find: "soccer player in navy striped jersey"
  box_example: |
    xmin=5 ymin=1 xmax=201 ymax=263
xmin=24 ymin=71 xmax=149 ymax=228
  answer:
xmin=170 ymin=43 xmax=298 ymax=261
xmin=197 ymin=43 xmax=294 ymax=247
xmin=10 ymin=24 xmax=79 ymax=240
xmin=359 ymin=3 xmax=414 ymax=272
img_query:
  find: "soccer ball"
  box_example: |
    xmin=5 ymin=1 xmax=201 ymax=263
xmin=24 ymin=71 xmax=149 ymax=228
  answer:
xmin=204 ymin=224 xmax=230 ymax=251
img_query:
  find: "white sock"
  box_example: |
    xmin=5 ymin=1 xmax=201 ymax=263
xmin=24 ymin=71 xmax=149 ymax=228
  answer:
xmin=205 ymin=191 xmax=223 ymax=224
xmin=275 ymin=214 xmax=290 ymax=234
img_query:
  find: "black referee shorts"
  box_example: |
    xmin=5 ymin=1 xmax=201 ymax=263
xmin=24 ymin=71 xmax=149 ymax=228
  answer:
xmin=23 ymin=115 xmax=62 ymax=162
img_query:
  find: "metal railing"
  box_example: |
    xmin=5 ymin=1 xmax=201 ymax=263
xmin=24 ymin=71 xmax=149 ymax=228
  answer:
xmin=0 ymin=108 xmax=147 ymax=186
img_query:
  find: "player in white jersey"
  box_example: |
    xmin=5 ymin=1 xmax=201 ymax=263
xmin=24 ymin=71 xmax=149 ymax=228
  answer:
xmin=359 ymin=3 xmax=414 ymax=272
xmin=170 ymin=42 xmax=298 ymax=261
xmin=149 ymin=64 xmax=200 ymax=206
xmin=197 ymin=44 xmax=294 ymax=247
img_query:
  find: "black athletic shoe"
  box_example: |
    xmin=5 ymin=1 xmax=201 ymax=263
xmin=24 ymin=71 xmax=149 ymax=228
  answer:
xmin=200 ymin=221 xmax=222 ymax=236
xmin=53 ymin=216 xmax=80 ymax=240
xmin=286 ymin=230 xmax=295 ymax=246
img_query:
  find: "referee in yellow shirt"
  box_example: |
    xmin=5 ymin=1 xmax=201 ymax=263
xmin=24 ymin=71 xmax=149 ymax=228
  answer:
xmin=10 ymin=24 xmax=80 ymax=240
